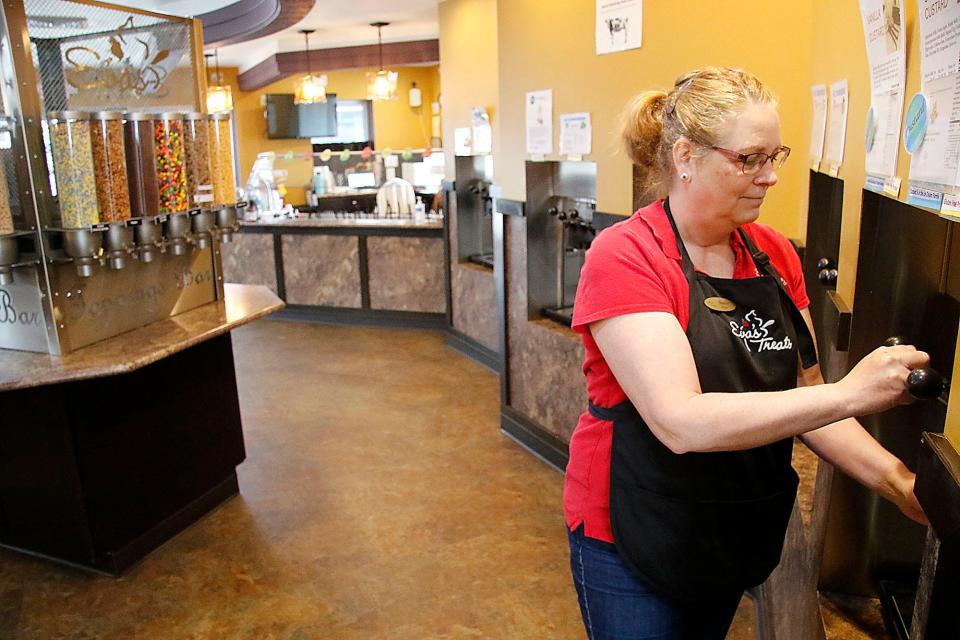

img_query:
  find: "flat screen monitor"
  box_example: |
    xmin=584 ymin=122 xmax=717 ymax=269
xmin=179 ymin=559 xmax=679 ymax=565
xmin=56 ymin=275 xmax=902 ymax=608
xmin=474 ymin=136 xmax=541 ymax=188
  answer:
xmin=265 ymin=93 xmax=338 ymax=139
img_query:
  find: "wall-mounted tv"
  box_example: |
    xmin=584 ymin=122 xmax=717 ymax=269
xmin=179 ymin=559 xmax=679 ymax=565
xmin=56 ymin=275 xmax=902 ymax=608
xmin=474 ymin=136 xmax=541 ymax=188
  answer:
xmin=265 ymin=93 xmax=338 ymax=139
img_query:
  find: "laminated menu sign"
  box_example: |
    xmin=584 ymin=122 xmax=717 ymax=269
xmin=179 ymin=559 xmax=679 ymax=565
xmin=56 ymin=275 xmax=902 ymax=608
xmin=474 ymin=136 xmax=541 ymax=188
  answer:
xmin=559 ymin=113 xmax=592 ymax=158
xmin=824 ymin=80 xmax=849 ymax=176
xmin=471 ymin=107 xmax=492 ymax=155
xmin=596 ymin=0 xmax=642 ymax=55
xmin=908 ymin=0 xmax=960 ymax=187
xmin=859 ymin=0 xmax=906 ymax=178
xmin=526 ymin=89 xmax=553 ymax=155
xmin=809 ymin=84 xmax=828 ymax=170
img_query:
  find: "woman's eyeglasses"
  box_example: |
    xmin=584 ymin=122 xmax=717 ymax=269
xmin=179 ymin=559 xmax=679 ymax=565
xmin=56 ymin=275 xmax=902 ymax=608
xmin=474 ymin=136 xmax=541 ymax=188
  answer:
xmin=710 ymin=145 xmax=791 ymax=175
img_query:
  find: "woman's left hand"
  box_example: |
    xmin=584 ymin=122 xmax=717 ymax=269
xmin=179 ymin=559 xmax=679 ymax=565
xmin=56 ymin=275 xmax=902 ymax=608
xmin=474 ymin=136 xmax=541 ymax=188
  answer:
xmin=889 ymin=470 xmax=929 ymax=526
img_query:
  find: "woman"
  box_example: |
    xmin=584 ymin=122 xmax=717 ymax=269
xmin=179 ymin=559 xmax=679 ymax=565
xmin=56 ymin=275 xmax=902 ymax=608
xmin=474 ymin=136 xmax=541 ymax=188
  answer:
xmin=563 ymin=67 xmax=929 ymax=639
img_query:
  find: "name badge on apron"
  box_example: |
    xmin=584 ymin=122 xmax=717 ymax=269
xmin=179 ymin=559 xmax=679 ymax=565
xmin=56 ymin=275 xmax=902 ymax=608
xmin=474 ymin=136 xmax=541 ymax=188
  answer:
xmin=704 ymin=296 xmax=736 ymax=313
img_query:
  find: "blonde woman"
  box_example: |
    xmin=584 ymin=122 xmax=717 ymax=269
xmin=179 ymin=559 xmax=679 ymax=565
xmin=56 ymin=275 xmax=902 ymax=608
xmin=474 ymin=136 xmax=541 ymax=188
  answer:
xmin=563 ymin=67 xmax=928 ymax=639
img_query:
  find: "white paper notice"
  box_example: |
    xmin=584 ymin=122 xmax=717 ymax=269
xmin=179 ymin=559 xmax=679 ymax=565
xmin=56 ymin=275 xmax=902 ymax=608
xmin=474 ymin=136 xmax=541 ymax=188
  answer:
xmin=559 ymin=113 xmax=592 ymax=157
xmin=454 ymin=127 xmax=472 ymax=156
xmin=596 ymin=0 xmax=642 ymax=55
xmin=809 ymin=84 xmax=828 ymax=169
xmin=860 ymin=0 xmax=907 ymax=177
xmin=526 ymin=90 xmax=553 ymax=155
xmin=825 ymin=80 xmax=849 ymax=173
xmin=909 ymin=0 xmax=960 ymax=186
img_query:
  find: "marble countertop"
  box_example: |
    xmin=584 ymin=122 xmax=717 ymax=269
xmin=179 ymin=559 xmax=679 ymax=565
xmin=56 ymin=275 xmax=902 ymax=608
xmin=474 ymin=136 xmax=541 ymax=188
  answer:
xmin=241 ymin=215 xmax=443 ymax=231
xmin=0 ymin=284 xmax=283 ymax=391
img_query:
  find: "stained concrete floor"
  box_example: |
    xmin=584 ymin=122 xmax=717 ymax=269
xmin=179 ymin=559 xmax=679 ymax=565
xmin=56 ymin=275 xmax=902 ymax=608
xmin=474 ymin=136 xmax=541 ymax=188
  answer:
xmin=0 ymin=320 xmax=757 ymax=639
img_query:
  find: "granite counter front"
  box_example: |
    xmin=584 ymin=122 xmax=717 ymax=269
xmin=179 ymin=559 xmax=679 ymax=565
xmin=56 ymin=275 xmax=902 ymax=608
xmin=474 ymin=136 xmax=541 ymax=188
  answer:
xmin=0 ymin=284 xmax=283 ymax=574
xmin=221 ymin=216 xmax=446 ymax=328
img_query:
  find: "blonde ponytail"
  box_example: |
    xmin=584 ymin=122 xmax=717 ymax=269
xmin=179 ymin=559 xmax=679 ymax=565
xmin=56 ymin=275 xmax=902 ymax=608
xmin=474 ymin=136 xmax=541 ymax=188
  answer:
xmin=622 ymin=67 xmax=778 ymax=201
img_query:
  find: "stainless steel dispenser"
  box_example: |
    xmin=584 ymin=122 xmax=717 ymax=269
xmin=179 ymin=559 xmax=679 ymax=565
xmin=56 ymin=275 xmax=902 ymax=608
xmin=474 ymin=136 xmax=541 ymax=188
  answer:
xmin=0 ymin=235 xmax=18 ymax=285
xmin=818 ymin=190 xmax=960 ymax=637
xmin=454 ymin=155 xmax=495 ymax=267
xmin=104 ymin=222 xmax=135 ymax=270
xmin=0 ymin=0 xmax=221 ymax=355
xmin=525 ymin=160 xmax=597 ymax=326
xmin=802 ymin=171 xmax=847 ymax=381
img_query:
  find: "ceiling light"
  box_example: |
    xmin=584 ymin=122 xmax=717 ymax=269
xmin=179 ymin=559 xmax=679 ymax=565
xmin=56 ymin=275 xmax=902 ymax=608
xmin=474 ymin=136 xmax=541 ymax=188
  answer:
xmin=205 ymin=50 xmax=233 ymax=113
xmin=295 ymin=29 xmax=327 ymax=105
xmin=366 ymin=22 xmax=398 ymax=101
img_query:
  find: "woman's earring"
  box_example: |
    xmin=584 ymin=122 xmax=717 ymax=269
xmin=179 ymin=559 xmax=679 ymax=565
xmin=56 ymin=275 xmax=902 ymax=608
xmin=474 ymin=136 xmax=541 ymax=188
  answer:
xmin=680 ymin=172 xmax=690 ymax=182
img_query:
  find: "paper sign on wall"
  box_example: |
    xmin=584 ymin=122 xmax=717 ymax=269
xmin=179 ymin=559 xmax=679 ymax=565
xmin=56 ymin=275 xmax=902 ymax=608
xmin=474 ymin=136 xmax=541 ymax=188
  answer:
xmin=824 ymin=79 xmax=849 ymax=175
xmin=908 ymin=0 xmax=960 ymax=186
xmin=596 ymin=0 xmax=642 ymax=55
xmin=559 ymin=112 xmax=592 ymax=158
xmin=526 ymin=89 xmax=553 ymax=155
xmin=859 ymin=0 xmax=906 ymax=178
xmin=454 ymin=127 xmax=472 ymax=156
xmin=809 ymin=85 xmax=828 ymax=170
xmin=471 ymin=107 xmax=492 ymax=155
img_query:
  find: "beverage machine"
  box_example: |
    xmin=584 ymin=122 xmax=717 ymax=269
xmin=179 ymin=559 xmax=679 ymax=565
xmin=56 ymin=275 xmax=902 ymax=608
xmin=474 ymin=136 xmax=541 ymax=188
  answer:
xmin=0 ymin=0 xmax=242 ymax=355
xmin=525 ymin=160 xmax=597 ymax=326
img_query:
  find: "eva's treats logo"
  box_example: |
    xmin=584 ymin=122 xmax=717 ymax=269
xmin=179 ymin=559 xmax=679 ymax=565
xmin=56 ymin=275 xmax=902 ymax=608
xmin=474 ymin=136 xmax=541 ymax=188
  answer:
xmin=729 ymin=309 xmax=792 ymax=353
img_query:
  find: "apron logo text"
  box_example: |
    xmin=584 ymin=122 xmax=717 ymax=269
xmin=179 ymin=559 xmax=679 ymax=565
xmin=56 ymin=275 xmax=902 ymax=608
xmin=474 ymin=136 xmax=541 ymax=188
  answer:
xmin=729 ymin=309 xmax=793 ymax=354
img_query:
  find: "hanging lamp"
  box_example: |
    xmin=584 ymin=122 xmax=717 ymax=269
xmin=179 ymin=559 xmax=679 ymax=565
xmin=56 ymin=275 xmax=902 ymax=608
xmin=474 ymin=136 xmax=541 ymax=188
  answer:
xmin=294 ymin=29 xmax=328 ymax=105
xmin=366 ymin=22 xmax=398 ymax=101
xmin=205 ymin=50 xmax=233 ymax=113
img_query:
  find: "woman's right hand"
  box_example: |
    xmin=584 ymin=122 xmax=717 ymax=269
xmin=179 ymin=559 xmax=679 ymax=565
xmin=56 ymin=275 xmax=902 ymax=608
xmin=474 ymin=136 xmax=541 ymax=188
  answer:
xmin=836 ymin=344 xmax=930 ymax=415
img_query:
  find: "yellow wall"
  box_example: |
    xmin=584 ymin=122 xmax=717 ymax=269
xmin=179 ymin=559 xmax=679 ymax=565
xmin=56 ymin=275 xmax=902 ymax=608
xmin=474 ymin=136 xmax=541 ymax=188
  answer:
xmin=810 ymin=2 xmax=920 ymax=306
xmin=810 ymin=3 xmax=960 ymax=444
xmin=494 ymin=1 xmax=813 ymax=237
xmin=223 ymin=65 xmax=440 ymax=204
xmin=438 ymin=0 xmax=499 ymax=179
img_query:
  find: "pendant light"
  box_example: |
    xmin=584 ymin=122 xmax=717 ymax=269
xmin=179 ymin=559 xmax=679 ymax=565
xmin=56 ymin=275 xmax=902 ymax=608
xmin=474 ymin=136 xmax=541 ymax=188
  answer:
xmin=294 ymin=29 xmax=328 ymax=105
xmin=205 ymin=50 xmax=233 ymax=113
xmin=366 ymin=22 xmax=398 ymax=101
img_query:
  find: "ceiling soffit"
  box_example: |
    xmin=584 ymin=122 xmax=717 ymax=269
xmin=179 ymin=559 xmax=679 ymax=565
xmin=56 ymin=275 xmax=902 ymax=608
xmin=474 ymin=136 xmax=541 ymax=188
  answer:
xmin=200 ymin=0 xmax=316 ymax=47
xmin=238 ymin=38 xmax=439 ymax=91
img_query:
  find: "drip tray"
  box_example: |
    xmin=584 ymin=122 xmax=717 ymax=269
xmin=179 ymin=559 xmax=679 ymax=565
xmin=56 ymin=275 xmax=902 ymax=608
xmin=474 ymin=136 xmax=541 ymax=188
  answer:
xmin=542 ymin=305 xmax=574 ymax=327
xmin=468 ymin=253 xmax=494 ymax=269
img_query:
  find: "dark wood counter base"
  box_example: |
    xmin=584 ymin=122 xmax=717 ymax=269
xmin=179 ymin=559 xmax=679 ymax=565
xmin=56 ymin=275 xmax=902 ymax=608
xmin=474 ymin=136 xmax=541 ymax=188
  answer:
xmin=0 ymin=333 xmax=245 ymax=575
xmin=446 ymin=329 xmax=499 ymax=373
xmin=275 ymin=304 xmax=446 ymax=330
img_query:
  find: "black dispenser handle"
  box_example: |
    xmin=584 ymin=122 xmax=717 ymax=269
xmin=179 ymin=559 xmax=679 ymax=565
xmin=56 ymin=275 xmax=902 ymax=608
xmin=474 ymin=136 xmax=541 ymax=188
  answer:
xmin=906 ymin=368 xmax=948 ymax=400
xmin=882 ymin=336 xmax=949 ymax=399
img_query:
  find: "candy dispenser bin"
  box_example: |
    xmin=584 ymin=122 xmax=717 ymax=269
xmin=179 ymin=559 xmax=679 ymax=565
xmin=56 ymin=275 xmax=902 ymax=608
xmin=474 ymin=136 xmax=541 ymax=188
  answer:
xmin=0 ymin=0 xmax=225 ymax=355
xmin=183 ymin=112 xmax=213 ymax=208
xmin=90 ymin=111 xmax=132 ymax=224
xmin=124 ymin=112 xmax=161 ymax=219
xmin=47 ymin=111 xmax=99 ymax=229
xmin=207 ymin=111 xmax=241 ymax=242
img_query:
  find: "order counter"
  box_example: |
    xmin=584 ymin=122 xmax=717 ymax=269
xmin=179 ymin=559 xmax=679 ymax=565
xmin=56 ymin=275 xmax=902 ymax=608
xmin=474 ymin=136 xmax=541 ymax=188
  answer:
xmin=221 ymin=214 xmax=447 ymax=328
xmin=0 ymin=284 xmax=282 ymax=574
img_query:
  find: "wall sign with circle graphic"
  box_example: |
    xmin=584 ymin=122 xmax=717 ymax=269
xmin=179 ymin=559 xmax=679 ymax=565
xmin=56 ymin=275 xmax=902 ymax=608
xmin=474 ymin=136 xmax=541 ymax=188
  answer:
xmin=865 ymin=106 xmax=877 ymax=153
xmin=904 ymin=93 xmax=928 ymax=155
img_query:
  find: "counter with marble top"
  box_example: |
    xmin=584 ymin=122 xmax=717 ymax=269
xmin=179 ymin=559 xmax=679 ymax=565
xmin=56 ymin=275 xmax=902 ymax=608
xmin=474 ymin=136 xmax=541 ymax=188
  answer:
xmin=222 ymin=214 xmax=447 ymax=326
xmin=0 ymin=283 xmax=282 ymax=575
xmin=0 ymin=283 xmax=283 ymax=392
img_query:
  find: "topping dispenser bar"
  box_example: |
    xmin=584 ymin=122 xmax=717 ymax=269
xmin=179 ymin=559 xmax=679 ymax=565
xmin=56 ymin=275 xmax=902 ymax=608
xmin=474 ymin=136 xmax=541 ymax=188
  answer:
xmin=0 ymin=0 xmax=240 ymax=355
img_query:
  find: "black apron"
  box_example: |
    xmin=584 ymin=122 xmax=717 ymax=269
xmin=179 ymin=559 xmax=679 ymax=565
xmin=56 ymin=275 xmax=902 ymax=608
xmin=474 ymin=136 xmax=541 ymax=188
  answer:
xmin=590 ymin=201 xmax=818 ymax=602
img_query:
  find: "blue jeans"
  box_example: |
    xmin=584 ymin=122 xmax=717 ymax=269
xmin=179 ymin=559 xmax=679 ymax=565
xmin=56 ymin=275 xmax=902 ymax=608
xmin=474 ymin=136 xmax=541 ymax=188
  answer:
xmin=567 ymin=525 xmax=742 ymax=639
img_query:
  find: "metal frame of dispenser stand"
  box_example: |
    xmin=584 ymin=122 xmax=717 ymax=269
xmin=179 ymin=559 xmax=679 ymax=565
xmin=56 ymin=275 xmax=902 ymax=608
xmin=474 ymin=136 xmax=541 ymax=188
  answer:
xmin=0 ymin=0 xmax=240 ymax=355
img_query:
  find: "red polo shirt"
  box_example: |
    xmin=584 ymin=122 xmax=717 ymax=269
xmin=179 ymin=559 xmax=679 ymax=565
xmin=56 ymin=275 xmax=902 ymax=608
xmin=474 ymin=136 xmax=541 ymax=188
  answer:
xmin=563 ymin=199 xmax=810 ymax=542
